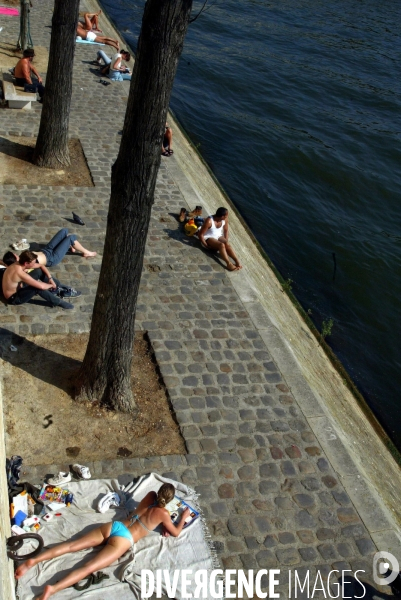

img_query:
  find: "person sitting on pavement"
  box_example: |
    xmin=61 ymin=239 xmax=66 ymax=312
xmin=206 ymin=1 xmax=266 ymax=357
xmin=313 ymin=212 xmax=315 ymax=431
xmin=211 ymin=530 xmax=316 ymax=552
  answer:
xmin=95 ymin=49 xmax=131 ymax=80
xmin=198 ymin=207 xmax=242 ymax=271
xmin=162 ymin=123 xmax=173 ymax=156
xmin=76 ymin=21 xmax=119 ymax=50
xmin=15 ymin=484 xmax=190 ymax=600
xmin=2 ymin=228 xmax=96 ymax=268
xmin=2 ymin=251 xmax=80 ymax=310
xmin=79 ymin=11 xmax=102 ymax=33
xmin=14 ymin=48 xmax=44 ymax=102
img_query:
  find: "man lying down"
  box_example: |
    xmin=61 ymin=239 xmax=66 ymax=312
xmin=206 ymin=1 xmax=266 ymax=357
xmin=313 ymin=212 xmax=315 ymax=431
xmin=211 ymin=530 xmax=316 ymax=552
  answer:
xmin=16 ymin=483 xmax=189 ymax=600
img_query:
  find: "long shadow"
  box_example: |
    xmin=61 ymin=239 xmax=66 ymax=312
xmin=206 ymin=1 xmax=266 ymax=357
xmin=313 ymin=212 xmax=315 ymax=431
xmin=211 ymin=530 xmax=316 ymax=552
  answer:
xmin=0 ymin=328 xmax=81 ymax=394
xmin=163 ymin=222 xmax=224 ymax=269
xmin=0 ymin=136 xmax=34 ymax=163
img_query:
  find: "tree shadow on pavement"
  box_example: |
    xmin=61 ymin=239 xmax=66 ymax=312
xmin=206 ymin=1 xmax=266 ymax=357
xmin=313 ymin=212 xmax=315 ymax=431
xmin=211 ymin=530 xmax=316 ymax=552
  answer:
xmin=0 ymin=327 xmax=81 ymax=394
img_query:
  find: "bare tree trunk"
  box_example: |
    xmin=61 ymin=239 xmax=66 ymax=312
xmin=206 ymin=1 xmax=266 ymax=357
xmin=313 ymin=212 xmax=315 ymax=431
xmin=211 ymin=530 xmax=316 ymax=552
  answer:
xmin=32 ymin=0 xmax=79 ymax=168
xmin=18 ymin=0 xmax=30 ymax=51
xmin=76 ymin=0 xmax=193 ymax=412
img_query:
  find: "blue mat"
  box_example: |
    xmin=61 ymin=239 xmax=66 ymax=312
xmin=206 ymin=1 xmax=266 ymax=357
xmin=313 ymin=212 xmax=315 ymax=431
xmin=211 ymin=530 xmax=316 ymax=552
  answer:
xmin=76 ymin=37 xmax=105 ymax=45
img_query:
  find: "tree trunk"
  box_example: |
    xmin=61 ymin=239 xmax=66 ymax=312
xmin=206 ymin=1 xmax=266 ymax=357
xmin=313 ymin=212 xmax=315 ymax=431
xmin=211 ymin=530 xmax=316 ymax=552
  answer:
xmin=75 ymin=0 xmax=193 ymax=412
xmin=32 ymin=0 xmax=79 ymax=168
xmin=18 ymin=0 xmax=30 ymax=51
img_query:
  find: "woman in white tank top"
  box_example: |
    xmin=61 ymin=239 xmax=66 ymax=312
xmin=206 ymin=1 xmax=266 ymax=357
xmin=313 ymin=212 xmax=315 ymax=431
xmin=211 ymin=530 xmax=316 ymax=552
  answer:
xmin=198 ymin=207 xmax=242 ymax=271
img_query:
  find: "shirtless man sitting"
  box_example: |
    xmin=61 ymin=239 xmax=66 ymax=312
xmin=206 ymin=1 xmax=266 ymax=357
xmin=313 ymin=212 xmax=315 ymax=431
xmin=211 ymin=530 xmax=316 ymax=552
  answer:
xmin=14 ymin=48 xmax=45 ymax=101
xmin=2 ymin=251 xmax=79 ymax=310
xmin=76 ymin=21 xmax=119 ymax=50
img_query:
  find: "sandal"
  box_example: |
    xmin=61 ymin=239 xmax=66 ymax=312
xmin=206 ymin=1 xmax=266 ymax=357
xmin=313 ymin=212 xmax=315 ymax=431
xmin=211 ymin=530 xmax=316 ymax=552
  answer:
xmin=12 ymin=239 xmax=30 ymax=251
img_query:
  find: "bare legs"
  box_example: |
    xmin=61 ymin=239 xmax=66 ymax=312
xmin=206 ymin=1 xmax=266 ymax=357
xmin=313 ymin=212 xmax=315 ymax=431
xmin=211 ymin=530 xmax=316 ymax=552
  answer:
xmin=83 ymin=11 xmax=102 ymax=32
xmin=205 ymin=238 xmax=242 ymax=270
xmin=70 ymin=239 xmax=97 ymax=258
xmin=95 ymin=35 xmax=120 ymax=51
xmin=15 ymin=523 xmax=132 ymax=600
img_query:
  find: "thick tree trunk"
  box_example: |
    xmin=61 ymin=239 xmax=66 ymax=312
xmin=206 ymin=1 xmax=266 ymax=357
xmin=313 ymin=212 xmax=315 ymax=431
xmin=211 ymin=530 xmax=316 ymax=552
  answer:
xmin=32 ymin=0 xmax=79 ymax=168
xmin=75 ymin=0 xmax=193 ymax=412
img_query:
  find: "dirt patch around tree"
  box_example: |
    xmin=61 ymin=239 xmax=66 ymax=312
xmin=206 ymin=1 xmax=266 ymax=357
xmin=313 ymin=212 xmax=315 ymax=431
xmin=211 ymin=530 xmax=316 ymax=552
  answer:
xmin=0 ymin=42 xmax=48 ymax=71
xmin=0 ymin=137 xmax=94 ymax=186
xmin=2 ymin=332 xmax=185 ymax=465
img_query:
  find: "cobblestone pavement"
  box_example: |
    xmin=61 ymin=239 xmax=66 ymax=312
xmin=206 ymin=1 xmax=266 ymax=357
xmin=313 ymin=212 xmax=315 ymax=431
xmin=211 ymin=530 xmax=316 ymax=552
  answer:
xmin=0 ymin=2 xmax=391 ymax=598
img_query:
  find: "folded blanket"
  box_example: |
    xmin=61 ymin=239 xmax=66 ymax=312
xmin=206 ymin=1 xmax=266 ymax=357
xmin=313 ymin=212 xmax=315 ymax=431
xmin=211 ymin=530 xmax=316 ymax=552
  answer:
xmin=16 ymin=473 xmax=221 ymax=599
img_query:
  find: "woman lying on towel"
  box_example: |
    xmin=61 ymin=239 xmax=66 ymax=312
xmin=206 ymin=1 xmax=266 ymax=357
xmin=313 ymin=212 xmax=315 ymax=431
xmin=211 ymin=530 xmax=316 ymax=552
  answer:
xmin=15 ymin=483 xmax=189 ymax=600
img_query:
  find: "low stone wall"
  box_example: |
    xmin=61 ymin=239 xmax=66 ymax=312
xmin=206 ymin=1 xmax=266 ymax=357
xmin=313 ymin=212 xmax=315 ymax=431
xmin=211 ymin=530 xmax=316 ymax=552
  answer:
xmin=0 ymin=382 xmax=15 ymax=600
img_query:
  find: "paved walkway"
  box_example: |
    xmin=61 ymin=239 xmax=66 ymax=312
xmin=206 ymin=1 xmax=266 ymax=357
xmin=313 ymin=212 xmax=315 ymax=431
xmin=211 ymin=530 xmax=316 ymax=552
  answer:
xmin=0 ymin=2 xmax=397 ymax=598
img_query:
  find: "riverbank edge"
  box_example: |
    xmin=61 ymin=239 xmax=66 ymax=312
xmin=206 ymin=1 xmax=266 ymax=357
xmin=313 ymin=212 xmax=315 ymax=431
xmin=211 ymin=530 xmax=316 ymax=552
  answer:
xmin=88 ymin=0 xmax=401 ymax=532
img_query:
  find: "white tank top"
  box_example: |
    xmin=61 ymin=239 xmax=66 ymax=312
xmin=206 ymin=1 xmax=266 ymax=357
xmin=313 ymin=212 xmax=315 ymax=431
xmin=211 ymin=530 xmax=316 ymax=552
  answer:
xmin=203 ymin=216 xmax=225 ymax=240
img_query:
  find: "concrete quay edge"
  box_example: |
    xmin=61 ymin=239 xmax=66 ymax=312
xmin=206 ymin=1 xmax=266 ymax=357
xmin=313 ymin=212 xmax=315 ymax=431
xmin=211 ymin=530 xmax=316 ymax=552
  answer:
xmin=165 ymin=126 xmax=401 ymax=546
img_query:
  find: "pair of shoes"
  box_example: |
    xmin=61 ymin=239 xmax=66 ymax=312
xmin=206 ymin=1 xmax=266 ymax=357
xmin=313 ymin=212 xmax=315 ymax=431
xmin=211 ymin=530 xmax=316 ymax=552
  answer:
xmin=97 ymin=492 xmax=121 ymax=513
xmin=179 ymin=208 xmax=187 ymax=223
xmin=47 ymin=463 xmax=91 ymax=486
xmin=99 ymin=79 xmax=111 ymax=86
xmin=61 ymin=287 xmax=82 ymax=299
xmin=162 ymin=149 xmax=173 ymax=157
xmin=12 ymin=239 xmax=30 ymax=251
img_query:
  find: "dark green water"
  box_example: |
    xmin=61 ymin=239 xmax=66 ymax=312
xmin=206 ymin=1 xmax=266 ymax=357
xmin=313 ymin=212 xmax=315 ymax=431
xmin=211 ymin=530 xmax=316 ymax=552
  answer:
xmin=102 ymin=0 xmax=401 ymax=448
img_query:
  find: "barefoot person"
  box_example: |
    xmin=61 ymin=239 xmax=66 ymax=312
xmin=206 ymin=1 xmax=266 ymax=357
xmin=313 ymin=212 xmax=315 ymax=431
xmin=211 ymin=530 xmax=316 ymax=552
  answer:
xmin=15 ymin=484 xmax=190 ymax=600
xmin=80 ymin=10 xmax=102 ymax=33
xmin=198 ymin=207 xmax=242 ymax=271
xmin=3 ymin=228 xmax=96 ymax=268
xmin=76 ymin=21 xmax=119 ymax=50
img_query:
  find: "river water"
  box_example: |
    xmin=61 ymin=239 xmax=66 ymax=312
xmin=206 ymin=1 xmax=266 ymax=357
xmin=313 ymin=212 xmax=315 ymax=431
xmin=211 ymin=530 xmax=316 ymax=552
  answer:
xmin=101 ymin=0 xmax=401 ymax=449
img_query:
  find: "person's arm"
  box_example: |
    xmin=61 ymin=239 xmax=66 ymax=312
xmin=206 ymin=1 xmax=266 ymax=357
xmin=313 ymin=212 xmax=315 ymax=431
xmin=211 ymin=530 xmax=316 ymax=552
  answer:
xmin=223 ymin=220 xmax=229 ymax=241
xmin=30 ymin=64 xmax=42 ymax=83
xmin=161 ymin=507 xmax=191 ymax=538
xmin=198 ymin=217 xmax=211 ymax=249
xmin=39 ymin=265 xmax=55 ymax=286
xmin=19 ymin=269 xmax=53 ymax=291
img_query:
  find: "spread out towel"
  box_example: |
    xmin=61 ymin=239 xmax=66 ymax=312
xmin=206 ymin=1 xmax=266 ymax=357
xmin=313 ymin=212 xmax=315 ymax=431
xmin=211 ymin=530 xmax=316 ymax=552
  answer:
xmin=0 ymin=7 xmax=19 ymax=15
xmin=17 ymin=473 xmax=221 ymax=599
xmin=76 ymin=38 xmax=105 ymax=45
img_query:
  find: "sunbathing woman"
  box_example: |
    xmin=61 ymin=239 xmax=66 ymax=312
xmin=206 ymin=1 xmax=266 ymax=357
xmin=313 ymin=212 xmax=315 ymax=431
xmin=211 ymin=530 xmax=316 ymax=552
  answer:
xmin=76 ymin=21 xmax=119 ymax=51
xmin=3 ymin=228 xmax=96 ymax=268
xmin=198 ymin=207 xmax=242 ymax=271
xmin=15 ymin=483 xmax=190 ymax=600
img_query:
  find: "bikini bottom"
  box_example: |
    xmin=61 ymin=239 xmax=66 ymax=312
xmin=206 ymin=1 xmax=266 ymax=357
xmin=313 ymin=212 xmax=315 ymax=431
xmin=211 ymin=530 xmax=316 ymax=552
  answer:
xmin=109 ymin=520 xmax=133 ymax=544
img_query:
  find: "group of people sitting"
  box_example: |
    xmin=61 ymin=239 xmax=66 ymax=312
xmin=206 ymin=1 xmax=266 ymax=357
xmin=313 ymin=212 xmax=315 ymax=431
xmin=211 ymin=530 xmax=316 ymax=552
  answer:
xmin=0 ymin=229 xmax=96 ymax=310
